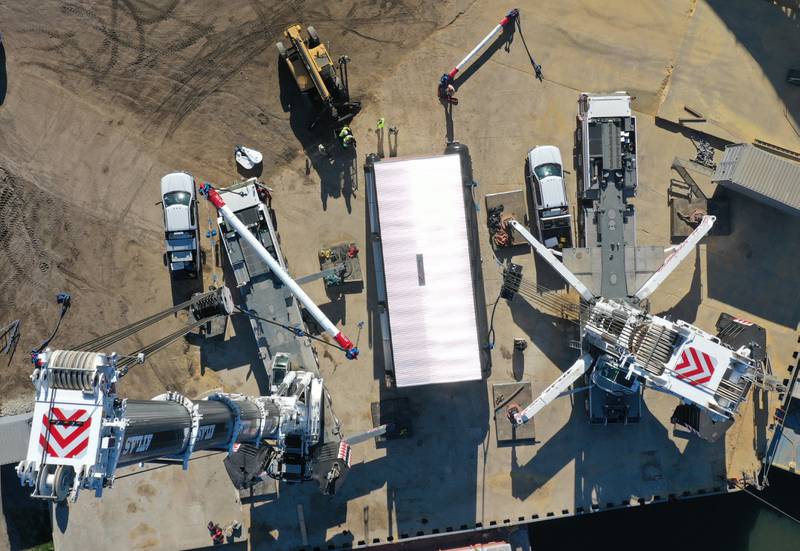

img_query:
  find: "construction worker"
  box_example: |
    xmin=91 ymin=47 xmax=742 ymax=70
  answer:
xmin=339 ymin=126 xmax=356 ymax=149
xmin=438 ymin=74 xmax=458 ymax=104
xmin=376 ymin=118 xmax=385 ymax=130
xmin=208 ymin=521 xmax=224 ymax=545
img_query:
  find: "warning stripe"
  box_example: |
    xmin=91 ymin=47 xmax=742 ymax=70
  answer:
xmin=39 ymin=408 xmax=92 ymax=459
xmin=42 ymin=414 xmax=92 ymax=448
xmin=337 ymin=441 xmax=352 ymax=467
xmin=674 ymin=346 xmax=715 ymax=386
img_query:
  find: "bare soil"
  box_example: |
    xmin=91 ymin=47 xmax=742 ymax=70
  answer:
xmin=0 ymin=0 xmax=464 ymax=412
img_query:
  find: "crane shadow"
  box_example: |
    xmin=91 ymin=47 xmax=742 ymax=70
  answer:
xmin=656 ymin=248 xmax=702 ymax=324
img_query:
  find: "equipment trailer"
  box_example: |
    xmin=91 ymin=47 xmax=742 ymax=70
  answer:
xmin=204 ymin=180 xmax=358 ymax=362
xmin=212 ymin=179 xmax=317 ymax=386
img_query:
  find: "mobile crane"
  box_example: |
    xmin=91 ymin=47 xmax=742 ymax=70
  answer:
xmin=505 ymin=213 xmax=763 ymax=432
xmin=17 ymin=193 xmax=369 ymax=502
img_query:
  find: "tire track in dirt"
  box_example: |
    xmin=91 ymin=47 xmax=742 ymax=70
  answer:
xmin=0 ymin=169 xmax=57 ymax=313
xmin=17 ymin=0 xmax=212 ymax=112
xmin=146 ymin=0 xmax=305 ymax=137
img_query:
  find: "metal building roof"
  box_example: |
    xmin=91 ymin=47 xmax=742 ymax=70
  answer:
xmin=373 ymin=154 xmax=482 ymax=387
xmin=713 ymin=144 xmax=800 ymax=216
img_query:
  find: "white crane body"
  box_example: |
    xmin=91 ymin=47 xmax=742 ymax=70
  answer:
xmin=508 ymin=212 xmax=756 ymax=427
xmin=17 ymin=347 xmax=342 ymax=502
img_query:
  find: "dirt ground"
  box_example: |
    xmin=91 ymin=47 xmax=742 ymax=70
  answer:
xmin=0 ymin=0 xmax=470 ymax=413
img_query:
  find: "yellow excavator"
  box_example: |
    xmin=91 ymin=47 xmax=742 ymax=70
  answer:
xmin=277 ymin=24 xmax=361 ymax=126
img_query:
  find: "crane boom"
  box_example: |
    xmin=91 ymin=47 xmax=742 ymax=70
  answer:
xmin=17 ymin=346 xmax=349 ymax=502
xmin=442 ymin=8 xmax=519 ymax=85
xmin=200 ymin=184 xmax=358 ymax=360
xmin=633 ymin=215 xmax=715 ymax=301
xmin=512 ymin=354 xmax=593 ymax=425
xmin=507 ymin=219 xmax=595 ymax=302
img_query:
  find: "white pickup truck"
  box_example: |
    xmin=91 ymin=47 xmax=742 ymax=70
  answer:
xmin=160 ymin=172 xmax=200 ymax=278
xmin=526 ymin=146 xmax=573 ymax=250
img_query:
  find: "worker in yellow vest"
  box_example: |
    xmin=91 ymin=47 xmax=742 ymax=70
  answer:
xmin=339 ymin=126 xmax=356 ymax=149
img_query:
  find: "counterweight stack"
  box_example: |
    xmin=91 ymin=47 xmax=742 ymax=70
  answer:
xmin=17 ymin=347 xmax=346 ymax=501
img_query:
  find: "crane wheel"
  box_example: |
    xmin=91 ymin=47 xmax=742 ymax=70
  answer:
xmin=276 ymin=41 xmax=287 ymax=58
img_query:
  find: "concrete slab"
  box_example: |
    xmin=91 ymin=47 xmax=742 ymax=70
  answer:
xmin=485 ymin=190 xmax=527 ymax=245
xmin=51 ymin=453 xmax=245 ymax=550
xmin=492 ymin=382 xmax=536 ymax=444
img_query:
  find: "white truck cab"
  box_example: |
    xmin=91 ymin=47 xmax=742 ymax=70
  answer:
xmin=526 ymin=146 xmax=573 ymax=250
xmin=160 ymin=172 xmax=200 ymax=278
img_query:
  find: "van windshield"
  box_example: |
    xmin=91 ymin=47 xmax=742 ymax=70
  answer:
xmin=164 ymin=191 xmax=192 ymax=207
xmin=534 ymin=163 xmax=562 ymax=179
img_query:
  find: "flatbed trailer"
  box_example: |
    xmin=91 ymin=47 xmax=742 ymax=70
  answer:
xmin=216 ymin=179 xmax=318 ymax=387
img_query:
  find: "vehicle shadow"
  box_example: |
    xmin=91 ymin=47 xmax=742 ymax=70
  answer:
xmin=277 ymin=56 xmax=355 ymax=212
xmin=168 ymin=272 xmax=204 ymax=306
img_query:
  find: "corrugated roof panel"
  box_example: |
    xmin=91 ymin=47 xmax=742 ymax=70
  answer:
xmin=714 ymin=144 xmax=800 ymax=215
xmin=373 ymin=155 xmax=482 ymax=387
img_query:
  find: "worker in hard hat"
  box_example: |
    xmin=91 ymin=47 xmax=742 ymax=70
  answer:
xmin=339 ymin=126 xmax=356 ymax=148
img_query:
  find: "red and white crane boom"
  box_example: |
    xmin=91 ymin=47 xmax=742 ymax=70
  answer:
xmin=439 ymin=9 xmax=519 ymax=95
xmin=201 ymin=184 xmax=358 ymax=360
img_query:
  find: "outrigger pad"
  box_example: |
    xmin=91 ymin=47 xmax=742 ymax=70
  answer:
xmin=492 ymin=381 xmax=536 ymax=445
